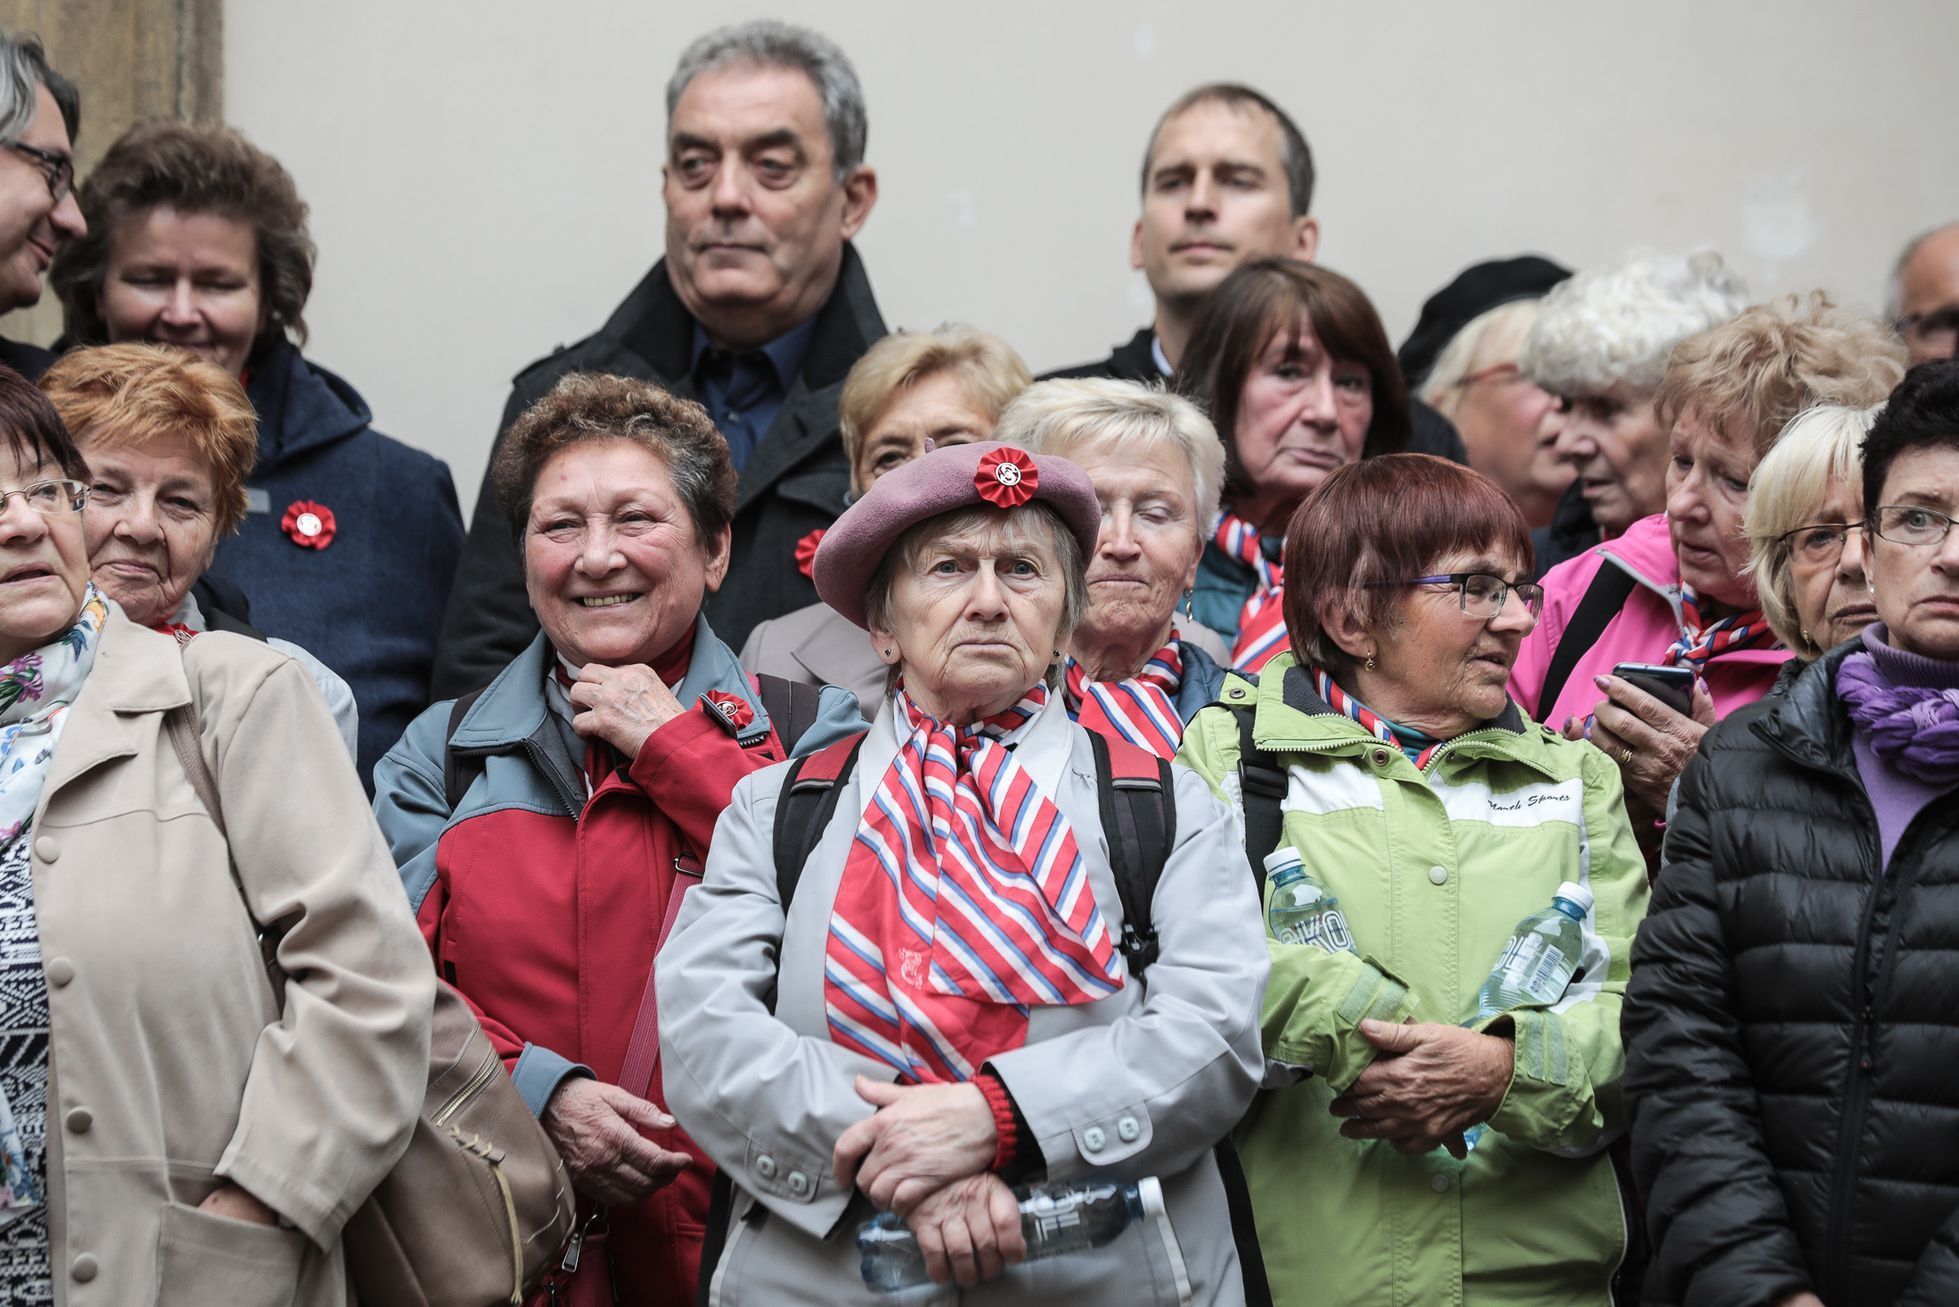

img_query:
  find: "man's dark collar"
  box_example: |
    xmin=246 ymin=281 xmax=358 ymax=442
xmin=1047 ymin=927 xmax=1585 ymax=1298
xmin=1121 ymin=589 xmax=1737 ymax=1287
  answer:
xmin=689 ymin=311 xmax=820 ymax=390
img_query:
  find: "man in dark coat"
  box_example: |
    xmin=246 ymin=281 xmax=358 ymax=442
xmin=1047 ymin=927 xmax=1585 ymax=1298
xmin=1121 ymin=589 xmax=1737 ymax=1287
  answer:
xmin=1043 ymin=82 xmax=1467 ymax=463
xmin=0 ymin=29 xmax=83 ymax=380
xmin=434 ymin=20 xmax=886 ymax=698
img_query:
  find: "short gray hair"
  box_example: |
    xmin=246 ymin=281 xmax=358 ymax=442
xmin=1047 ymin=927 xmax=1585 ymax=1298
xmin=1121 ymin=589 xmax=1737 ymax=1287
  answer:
xmin=666 ymin=20 xmax=867 ymax=180
xmin=1885 ymin=221 xmax=1959 ymax=323
xmin=994 ymin=377 xmax=1225 ymax=537
xmin=1744 ymin=402 xmax=1879 ymax=656
xmin=1522 ymin=249 xmax=1749 ymax=398
xmin=0 ymin=29 xmax=77 ymax=144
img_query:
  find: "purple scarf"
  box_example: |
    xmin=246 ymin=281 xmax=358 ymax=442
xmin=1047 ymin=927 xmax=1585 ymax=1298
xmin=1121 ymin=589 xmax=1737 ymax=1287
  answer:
xmin=1837 ymin=653 xmax=1959 ymax=786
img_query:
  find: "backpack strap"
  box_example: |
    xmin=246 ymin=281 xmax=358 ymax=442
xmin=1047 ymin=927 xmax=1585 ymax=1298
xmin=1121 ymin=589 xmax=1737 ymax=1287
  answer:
xmin=770 ymin=732 xmax=868 ymax=920
xmin=755 ymin=673 xmax=824 ymax=754
xmin=1232 ymin=697 xmax=1289 ymax=895
xmin=442 ymin=687 xmax=488 ymax=811
xmin=1537 ymin=559 xmax=1640 ymax=717
xmin=1087 ymin=731 xmax=1175 ymax=982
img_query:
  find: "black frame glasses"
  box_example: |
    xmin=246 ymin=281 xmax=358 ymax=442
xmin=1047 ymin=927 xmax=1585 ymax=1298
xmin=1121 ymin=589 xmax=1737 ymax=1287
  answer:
xmin=5 ymin=141 xmax=74 ymax=203
xmin=1363 ymin=571 xmax=1545 ymax=620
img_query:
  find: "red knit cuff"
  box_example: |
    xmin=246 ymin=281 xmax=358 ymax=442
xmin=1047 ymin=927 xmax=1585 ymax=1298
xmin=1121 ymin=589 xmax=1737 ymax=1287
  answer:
xmin=976 ymin=1071 xmax=1018 ymax=1172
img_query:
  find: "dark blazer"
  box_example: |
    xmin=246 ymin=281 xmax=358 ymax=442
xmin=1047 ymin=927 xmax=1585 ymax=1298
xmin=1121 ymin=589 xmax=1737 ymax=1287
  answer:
xmin=1041 ymin=325 xmax=1470 ymax=464
xmin=0 ymin=335 xmax=56 ymax=381
xmin=433 ymin=245 xmax=887 ymax=699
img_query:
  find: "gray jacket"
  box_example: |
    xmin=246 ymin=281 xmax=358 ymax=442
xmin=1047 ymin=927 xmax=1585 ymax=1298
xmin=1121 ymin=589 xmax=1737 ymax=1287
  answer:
xmin=658 ymin=695 xmax=1267 ymax=1305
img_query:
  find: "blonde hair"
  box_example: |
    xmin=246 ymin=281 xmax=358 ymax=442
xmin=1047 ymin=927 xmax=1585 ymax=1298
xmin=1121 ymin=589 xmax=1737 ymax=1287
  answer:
xmin=1419 ymin=299 xmax=1540 ymax=419
xmin=1653 ymin=293 xmax=1905 ymax=456
xmin=39 ymin=343 xmax=259 ymax=535
xmin=994 ymin=377 xmax=1225 ymax=536
xmin=839 ymin=326 xmax=1032 ymax=492
xmin=1744 ymin=403 xmax=1879 ymax=656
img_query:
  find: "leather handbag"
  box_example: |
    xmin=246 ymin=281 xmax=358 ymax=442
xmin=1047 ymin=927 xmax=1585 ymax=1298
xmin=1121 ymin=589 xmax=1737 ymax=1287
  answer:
xmin=164 ymin=687 xmax=577 ymax=1305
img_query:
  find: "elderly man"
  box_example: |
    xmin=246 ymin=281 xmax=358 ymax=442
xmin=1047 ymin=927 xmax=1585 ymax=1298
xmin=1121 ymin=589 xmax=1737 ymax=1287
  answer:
xmin=1890 ymin=222 xmax=1959 ymax=365
xmin=434 ymin=19 xmax=885 ymax=696
xmin=1046 ymin=82 xmax=1465 ymax=462
xmin=0 ymin=29 xmax=82 ymax=379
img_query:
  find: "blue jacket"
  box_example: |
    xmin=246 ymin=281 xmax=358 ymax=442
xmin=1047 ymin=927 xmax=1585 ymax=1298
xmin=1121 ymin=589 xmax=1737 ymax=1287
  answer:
xmin=218 ymin=336 xmax=464 ymax=785
xmin=1176 ymin=638 xmax=1228 ymax=720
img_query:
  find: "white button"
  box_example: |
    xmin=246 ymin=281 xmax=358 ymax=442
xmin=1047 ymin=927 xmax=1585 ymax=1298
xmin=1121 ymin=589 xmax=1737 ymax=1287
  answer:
xmin=787 ymin=1171 xmax=810 ymax=1196
xmin=754 ymin=1154 xmax=777 ymax=1180
xmin=1428 ymin=865 xmax=1448 ymax=886
xmin=33 ymin=837 xmax=56 ymax=863
xmin=1083 ymin=1126 xmax=1106 ymax=1153
xmin=1430 ymin=1173 xmax=1450 ymax=1193
xmin=46 ymin=958 xmax=73 ymax=987
xmin=70 ymin=1254 xmax=97 ymax=1282
xmin=1117 ymin=1116 xmax=1140 ymax=1143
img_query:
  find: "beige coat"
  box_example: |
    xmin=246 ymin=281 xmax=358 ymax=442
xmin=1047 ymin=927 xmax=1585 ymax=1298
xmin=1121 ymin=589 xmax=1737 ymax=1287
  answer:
xmin=29 ymin=607 xmax=433 ymax=1306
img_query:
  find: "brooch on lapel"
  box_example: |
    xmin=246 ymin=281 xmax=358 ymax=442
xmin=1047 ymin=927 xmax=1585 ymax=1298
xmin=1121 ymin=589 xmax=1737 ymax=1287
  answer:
xmin=281 ymin=500 xmax=337 ymax=550
xmin=701 ymin=690 xmax=757 ymax=738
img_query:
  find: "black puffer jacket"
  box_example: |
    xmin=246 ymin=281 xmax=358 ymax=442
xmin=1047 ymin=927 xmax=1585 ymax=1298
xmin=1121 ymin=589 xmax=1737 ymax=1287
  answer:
xmin=1623 ymin=642 xmax=1959 ymax=1307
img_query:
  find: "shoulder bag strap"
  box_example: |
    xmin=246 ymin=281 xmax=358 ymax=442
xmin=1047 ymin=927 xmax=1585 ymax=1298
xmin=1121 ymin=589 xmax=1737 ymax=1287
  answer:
xmin=442 ymin=687 xmax=488 ymax=811
xmin=1537 ymin=560 xmax=1640 ymax=717
xmin=1234 ymin=702 xmax=1288 ymax=894
xmin=1088 ymin=732 xmax=1174 ymax=981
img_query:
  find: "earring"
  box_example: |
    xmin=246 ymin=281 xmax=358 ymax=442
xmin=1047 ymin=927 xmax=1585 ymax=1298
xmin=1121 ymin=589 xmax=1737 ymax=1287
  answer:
xmin=1181 ymin=588 xmax=1196 ymax=620
xmin=1801 ymin=629 xmax=1812 ymax=648
xmin=1364 ymin=653 xmax=1377 ymax=672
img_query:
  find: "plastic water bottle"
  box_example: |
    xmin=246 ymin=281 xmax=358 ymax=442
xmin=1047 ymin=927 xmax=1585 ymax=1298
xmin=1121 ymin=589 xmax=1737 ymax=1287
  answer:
xmin=857 ymin=1178 xmax=1158 ymax=1292
xmin=1265 ymin=847 xmax=1359 ymax=955
xmin=1458 ymin=881 xmax=1594 ymax=1151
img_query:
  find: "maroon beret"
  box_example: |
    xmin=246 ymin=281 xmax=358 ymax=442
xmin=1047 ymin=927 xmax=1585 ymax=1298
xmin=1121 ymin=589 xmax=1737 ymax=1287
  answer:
xmin=813 ymin=441 xmax=1101 ymax=629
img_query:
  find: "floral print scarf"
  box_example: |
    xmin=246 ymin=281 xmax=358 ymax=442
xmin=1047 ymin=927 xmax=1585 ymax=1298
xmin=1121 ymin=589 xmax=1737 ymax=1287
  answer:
xmin=0 ymin=587 xmax=108 ymax=847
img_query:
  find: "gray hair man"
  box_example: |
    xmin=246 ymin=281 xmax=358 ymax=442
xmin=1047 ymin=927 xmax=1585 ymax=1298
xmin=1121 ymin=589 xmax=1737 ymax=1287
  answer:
xmin=1889 ymin=222 xmax=1959 ymax=365
xmin=0 ymin=29 xmax=82 ymax=379
xmin=435 ymin=19 xmax=887 ymax=696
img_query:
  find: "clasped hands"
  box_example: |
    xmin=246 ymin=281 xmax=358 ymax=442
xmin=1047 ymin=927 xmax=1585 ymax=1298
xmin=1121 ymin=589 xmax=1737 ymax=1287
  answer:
xmin=1327 ymin=1019 xmax=1514 ymax=1158
xmin=833 ymin=1075 xmax=1025 ymax=1288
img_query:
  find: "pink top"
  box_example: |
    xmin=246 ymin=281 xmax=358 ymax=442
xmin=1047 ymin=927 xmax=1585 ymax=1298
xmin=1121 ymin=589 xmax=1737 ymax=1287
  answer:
xmin=1509 ymin=513 xmax=1793 ymax=729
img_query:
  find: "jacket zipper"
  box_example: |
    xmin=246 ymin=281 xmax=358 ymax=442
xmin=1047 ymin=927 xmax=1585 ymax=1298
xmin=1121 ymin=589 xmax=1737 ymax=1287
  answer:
xmin=434 ymin=1049 xmax=500 ymax=1127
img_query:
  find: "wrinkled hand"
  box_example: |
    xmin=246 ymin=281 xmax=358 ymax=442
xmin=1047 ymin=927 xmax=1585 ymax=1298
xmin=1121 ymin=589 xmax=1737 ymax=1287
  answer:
xmin=904 ymin=1173 xmax=1026 ymax=1287
xmin=568 ymin=663 xmax=686 ymax=762
xmin=1328 ymin=1020 xmax=1514 ymax=1156
xmin=543 ymin=1077 xmax=692 ymax=1207
xmin=1564 ymin=673 xmax=1716 ymax=817
xmin=833 ymin=1076 xmax=996 ymax=1215
xmin=198 ymin=1182 xmax=278 ymax=1226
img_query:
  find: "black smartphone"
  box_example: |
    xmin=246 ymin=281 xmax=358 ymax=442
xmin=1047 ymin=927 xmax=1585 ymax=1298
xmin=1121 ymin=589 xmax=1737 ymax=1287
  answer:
xmin=1612 ymin=662 xmax=1694 ymax=715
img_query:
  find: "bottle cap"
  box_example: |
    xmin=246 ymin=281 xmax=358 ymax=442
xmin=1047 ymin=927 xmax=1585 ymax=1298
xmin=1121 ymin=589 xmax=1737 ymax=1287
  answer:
xmin=1553 ymin=881 xmax=1594 ymax=914
xmin=1262 ymin=846 xmax=1304 ymax=874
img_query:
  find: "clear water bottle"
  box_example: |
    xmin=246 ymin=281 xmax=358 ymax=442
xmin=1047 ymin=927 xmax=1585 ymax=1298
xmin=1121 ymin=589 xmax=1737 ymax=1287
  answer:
xmin=1459 ymin=881 xmax=1594 ymax=1151
xmin=857 ymin=1177 xmax=1159 ymax=1293
xmin=1265 ymin=847 xmax=1359 ymax=955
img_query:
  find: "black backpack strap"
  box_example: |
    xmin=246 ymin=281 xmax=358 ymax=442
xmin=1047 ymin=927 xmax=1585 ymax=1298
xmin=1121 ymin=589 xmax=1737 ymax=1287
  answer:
xmin=1537 ymin=560 xmax=1640 ymax=716
xmin=442 ymin=688 xmax=488 ymax=811
xmin=770 ymin=733 xmax=867 ymax=920
xmin=200 ymin=604 xmax=269 ymax=642
xmin=1233 ymin=700 xmax=1289 ymax=895
xmin=1087 ymin=732 xmax=1175 ymax=982
xmin=755 ymin=673 xmax=824 ymax=754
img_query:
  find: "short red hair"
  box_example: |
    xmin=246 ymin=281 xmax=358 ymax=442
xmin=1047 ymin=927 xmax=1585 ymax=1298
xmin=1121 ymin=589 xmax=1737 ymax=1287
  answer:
xmin=1281 ymin=454 xmax=1532 ymax=675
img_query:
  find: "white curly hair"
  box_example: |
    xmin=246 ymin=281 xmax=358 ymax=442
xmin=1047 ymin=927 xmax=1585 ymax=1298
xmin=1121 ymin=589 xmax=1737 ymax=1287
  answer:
xmin=1522 ymin=249 xmax=1750 ymax=398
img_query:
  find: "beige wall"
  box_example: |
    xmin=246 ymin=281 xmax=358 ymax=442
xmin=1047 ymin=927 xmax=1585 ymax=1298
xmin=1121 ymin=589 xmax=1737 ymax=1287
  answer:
xmin=220 ymin=0 xmax=1959 ymax=504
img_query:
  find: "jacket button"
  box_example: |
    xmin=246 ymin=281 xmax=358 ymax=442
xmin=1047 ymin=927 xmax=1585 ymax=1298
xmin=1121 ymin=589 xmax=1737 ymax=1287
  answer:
xmin=33 ymin=837 xmax=57 ymax=864
xmin=45 ymin=958 xmax=74 ymax=987
xmin=65 ymin=1107 xmax=91 ymax=1134
xmin=1117 ymin=1116 xmax=1140 ymax=1143
xmin=1083 ymin=1126 xmax=1105 ymax=1153
xmin=70 ymin=1254 xmax=97 ymax=1282
xmin=1428 ymin=865 xmax=1448 ymax=886
xmin=754 ymin=1154 xmax=777 ymax=1181
xmin=1430 ymin=1173 xmax=1450 ymax=1193
xmin=1370 ymin=749 xmax=1392 ymax=768
xmin=787 ymin=1171 xmax=810 ymax=1197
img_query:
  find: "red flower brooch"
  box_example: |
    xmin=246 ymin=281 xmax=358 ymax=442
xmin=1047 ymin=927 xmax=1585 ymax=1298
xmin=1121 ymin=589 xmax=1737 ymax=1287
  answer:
xmin=795 ymin=527 xmax=826 ymax=580
xmin=701 ymin=689 xmax=756 ymax=736
xmin=975 ymin=446 xmax=1039 ymax=508
xmin=281 ymin=500 xmax=336 ymax=550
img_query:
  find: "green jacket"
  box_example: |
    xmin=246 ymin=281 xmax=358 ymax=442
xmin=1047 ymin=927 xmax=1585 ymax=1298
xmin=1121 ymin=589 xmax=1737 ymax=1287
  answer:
xmin=1177 ymin=659 xmax=1650 ymax=1307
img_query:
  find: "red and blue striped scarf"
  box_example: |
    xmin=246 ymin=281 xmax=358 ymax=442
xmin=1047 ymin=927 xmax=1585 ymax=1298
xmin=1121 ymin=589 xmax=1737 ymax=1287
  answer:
xmin=1311 ymin=666 xmax=1441 ymax=771
xmin=824 ymin=685 xmax=1123 ymax=1082
xmin=1062 ymin=639 xmax=1185 ymax=760
xmin=1664 ymin=586 xmax=1774 ymax=670
xmin=1216 ymin=512 xmax=1288 ymax=672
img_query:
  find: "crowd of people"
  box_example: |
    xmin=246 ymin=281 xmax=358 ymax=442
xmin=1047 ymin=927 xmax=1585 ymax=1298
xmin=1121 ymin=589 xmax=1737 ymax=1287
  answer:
xmin=0 ymin=16 xmax=1954 ymax=1307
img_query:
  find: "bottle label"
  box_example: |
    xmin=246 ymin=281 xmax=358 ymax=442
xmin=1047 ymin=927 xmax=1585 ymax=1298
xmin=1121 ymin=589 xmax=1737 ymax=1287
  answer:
xmin=1495 ymin=935 xmax=1574 ymax=1003
xmin=1276 ymin=907 xmax=1355 ymax=954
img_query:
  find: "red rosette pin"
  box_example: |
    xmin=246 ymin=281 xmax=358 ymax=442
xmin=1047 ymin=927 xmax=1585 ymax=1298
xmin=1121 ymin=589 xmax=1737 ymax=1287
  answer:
xmin=281 ymin=500 xmax=336 ymax=550
xmin=794 ymin=527 xmax=826 ymax=580
xmin=974 ymin=446 xmax=1038 ymax=508
xmin=702 ymin=689 xmax=757 ymax=735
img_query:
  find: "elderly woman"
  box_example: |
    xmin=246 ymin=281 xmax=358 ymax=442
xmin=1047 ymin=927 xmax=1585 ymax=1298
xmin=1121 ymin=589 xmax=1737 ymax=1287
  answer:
xmin=1511 ymin=295 xmax=1905 ymax=843
xmin=1178 ymin=452 xmax=1650 ymax=1306
xmin=1745 ymin=403 xmax=1884 ymax=662
xmin=0 ymin=364 xmax=432 ymax=1303
xmin=1523 ymin=250 xmax=1749 ymax=574
xmin=1625 ymin=359 xmax=1959 ymax=1307
xmin=37 ymin=342 xmax=357 ymax=756
xmin=373 ymin=373 xmax=858 ymax=1304
xmin=49 ymin=119 xmax=464 ymax=785
xmin=742 ymin=325 xmax=1030 ymax=713
xmin=657 ymin=440 xmax=1266 ymax=1303
xmin=995 ymin=377 xmax=1229 ymax=753
xmin=1400 ymin=256 xmax=1573 ymax=529
xmin=1177 ymin=257 xmax=1410 ymax=672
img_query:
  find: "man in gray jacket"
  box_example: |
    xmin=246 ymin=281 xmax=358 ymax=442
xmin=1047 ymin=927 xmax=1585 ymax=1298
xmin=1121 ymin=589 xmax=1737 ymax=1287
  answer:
xmin=433 ymin=19 xmax=886 ymax=696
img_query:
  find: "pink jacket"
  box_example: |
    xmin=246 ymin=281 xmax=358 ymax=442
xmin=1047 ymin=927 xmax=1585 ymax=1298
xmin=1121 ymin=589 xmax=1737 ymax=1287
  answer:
xmin=1509 ymin=513 xmax=1792 ymax=728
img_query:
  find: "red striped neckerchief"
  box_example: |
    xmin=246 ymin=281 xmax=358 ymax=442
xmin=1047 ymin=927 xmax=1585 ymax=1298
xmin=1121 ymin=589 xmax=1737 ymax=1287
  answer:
xmin=1664 ymin=586 xmax=1774 ymax=670
xmin=1311 ymin=666 xmax=1441 ymax=771
xmin=1062 ymin=638 xmax=1184 ymax=759
xmin=1215 ymin=512 xmax=1288 ymax=672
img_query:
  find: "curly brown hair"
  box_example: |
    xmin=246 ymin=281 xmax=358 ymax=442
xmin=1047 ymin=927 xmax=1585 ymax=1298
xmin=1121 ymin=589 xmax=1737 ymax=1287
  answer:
xmin=50 ymin=120 xmax=314 ymax=352
xmin=491 ymin=373 xmax=736 ymax=553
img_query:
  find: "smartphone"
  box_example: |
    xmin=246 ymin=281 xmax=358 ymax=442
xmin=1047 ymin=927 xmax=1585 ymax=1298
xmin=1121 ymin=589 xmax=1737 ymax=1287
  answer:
xmin=1612 ymin=662 xmax=1694 ymax=715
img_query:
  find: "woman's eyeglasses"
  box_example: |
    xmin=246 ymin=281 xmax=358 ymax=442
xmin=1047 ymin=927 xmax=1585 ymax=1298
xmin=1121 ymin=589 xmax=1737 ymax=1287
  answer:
xmin=1364 ymin=572 xmax=1544 ymax=620
xmin=1778 ymin=521 xmax=1863 ymax=566
xmin=1870 ymin=504 xmax=1956 ymax=549
xmin=0 ymin=479 xmax=89 ymax=515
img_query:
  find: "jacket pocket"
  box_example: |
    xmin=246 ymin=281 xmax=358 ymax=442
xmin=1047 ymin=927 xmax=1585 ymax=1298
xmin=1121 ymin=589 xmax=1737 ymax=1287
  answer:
xmin=1135 ymin=1176 xmax=1196 ymax=1307
xmin=153 ymin=1201 xmax=308 ymax=1307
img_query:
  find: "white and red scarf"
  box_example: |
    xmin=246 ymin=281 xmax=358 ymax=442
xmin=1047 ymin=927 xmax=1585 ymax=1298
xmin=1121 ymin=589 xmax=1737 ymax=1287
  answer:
xmin=1664 ymin=586 xmax=1774 ymax=670
xmin=824 ymin=685 xmax=1123 ymax=1082
xmin=1216 ymin=513 xmax=1287 ymax=672
xmin=1312 ymin=665 xmax=1441 ymax=771
xmin=1062 ymin=639 xmax=1185 ymax=760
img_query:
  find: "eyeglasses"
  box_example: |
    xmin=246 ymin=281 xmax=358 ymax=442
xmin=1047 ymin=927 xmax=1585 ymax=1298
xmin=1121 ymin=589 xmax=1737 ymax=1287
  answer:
xmin=1778 ymin=521 xmax=1864 ymax=566
xmin=1451 ymin=362 xmax=1542 ymax=392
xmin=0 ymin=479 xmax=87 ymax=516
xmin=1870 ymin=504 xmax=1956 ymax=548
xmin=1896 ymin=305 xmax=1959 ymax=359
xmin=4 ymin=141 xmax=74 ymax=204
xmin=1365 ymin=571 xmax=1545 ymax=621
